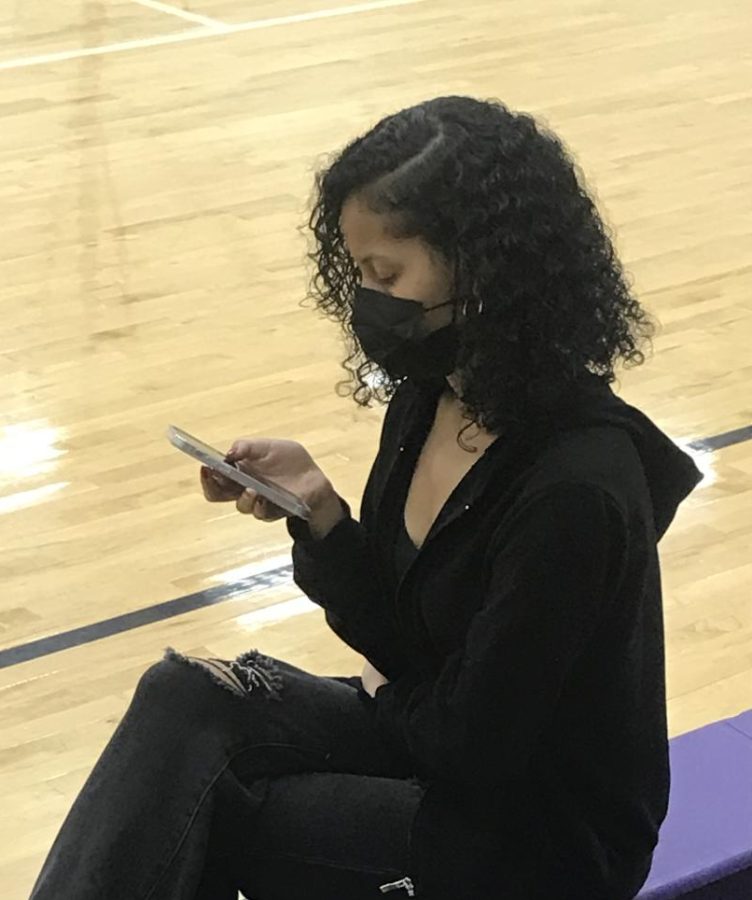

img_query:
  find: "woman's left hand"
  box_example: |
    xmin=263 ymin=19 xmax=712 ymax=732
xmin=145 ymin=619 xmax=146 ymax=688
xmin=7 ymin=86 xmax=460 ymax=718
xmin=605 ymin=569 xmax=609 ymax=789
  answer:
xmin=361 ymin=660 xmax=389 ymax=698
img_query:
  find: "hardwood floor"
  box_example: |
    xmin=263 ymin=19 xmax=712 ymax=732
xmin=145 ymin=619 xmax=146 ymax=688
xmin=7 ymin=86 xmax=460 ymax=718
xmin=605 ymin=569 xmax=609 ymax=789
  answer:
xmin=0 ymin=0 xmax=750 ymax=894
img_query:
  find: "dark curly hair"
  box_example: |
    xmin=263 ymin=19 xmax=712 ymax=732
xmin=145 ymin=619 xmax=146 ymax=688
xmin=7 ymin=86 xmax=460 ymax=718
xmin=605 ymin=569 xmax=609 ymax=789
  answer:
xmin=305 ymin=95 xmax=656 ymax=443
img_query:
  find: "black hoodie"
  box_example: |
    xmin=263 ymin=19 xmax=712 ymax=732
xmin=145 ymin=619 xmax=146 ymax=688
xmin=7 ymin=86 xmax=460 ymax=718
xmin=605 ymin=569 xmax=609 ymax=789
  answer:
xmin=287 ymin=373 xmax=703 ymax=899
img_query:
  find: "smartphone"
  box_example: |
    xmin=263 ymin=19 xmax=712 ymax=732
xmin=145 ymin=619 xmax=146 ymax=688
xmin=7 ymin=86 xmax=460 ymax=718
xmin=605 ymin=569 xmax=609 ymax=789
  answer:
xmin=167 ymin=425 xmax=312 ymax=521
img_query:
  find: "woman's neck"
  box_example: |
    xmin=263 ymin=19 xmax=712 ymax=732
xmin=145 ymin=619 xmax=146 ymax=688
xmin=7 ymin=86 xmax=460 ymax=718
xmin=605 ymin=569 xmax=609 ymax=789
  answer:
xmin=442 ymin=373 xmax=499 ymax=447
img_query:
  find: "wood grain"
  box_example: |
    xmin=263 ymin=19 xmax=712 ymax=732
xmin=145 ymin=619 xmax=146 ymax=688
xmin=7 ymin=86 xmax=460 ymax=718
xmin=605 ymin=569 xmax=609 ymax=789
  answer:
xmin=0 ymin=0 xmax=750 ymax=894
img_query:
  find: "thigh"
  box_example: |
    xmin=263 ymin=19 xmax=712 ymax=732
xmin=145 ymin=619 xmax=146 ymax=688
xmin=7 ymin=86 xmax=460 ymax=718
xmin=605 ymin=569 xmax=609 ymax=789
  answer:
xmin=161 ymin=650 xmax=413 ymax=781
xmin=238 ymin=771 xmax=424 ymax=900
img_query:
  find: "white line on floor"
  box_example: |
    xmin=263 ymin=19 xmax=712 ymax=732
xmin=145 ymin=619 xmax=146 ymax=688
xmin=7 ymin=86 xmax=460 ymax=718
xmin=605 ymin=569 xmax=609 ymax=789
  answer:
xmin=0 ymin=0 xmax=423 ymax=72
xmin=129 ymin=0 xmax=225 ymax=29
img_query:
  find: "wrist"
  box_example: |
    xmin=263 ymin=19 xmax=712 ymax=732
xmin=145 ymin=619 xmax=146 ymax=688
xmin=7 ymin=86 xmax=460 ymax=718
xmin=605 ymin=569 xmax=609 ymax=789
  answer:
xmin=306 ymin=480 xmax=347 ymax=539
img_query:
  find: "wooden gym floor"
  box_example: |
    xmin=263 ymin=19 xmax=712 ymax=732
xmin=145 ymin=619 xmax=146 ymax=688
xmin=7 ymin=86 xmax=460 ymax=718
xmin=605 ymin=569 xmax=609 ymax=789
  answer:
xmin=0 ymin=0 xmax=750 ymax=895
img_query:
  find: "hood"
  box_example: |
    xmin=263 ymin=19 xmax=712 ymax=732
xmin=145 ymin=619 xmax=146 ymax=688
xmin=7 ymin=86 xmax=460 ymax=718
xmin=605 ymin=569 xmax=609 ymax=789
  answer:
xmin=411 ymin=371 xmax=704 ymax=543
xmin=555 ymin=373 xmax=704 ymax=541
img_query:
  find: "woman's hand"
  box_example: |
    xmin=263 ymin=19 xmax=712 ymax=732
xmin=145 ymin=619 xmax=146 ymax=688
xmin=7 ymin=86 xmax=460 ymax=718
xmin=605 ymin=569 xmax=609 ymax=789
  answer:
xmin=361 ymin=660 xmax=390 ymax=698
xmin=200 ymin=437 xmax=346 ymax=539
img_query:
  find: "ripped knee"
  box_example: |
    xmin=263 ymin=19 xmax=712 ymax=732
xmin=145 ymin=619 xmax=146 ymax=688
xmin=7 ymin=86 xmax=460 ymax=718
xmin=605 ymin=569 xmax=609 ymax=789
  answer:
xmin=163 ymin=647 xmax=283 ymax=700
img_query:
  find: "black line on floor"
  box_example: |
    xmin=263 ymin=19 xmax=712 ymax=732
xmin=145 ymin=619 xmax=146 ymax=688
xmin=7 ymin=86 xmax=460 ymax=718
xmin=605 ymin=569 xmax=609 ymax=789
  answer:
xmin=1 ymin=423 xmax=750 ymax=670
xmin=688 ymin=424 xmax=752 ymax=453
xmin=0 ymin=565 xmax=293 ymax=670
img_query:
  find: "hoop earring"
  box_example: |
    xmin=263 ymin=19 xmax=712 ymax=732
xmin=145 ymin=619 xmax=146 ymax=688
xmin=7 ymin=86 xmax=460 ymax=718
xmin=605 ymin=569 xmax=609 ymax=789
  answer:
xmin=461 ymin=297 xmax=485 ymax=317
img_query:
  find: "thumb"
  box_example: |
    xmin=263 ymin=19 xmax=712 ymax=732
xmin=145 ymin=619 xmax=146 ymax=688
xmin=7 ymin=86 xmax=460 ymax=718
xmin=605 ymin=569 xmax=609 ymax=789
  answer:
xmin=226 ymin=438 xmax=269 ymax=463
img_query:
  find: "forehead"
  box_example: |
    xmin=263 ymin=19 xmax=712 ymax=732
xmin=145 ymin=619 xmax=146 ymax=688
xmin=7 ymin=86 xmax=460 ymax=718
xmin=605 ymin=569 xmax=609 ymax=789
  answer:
xmin=339 ymin=194 xmax=405 ymax=262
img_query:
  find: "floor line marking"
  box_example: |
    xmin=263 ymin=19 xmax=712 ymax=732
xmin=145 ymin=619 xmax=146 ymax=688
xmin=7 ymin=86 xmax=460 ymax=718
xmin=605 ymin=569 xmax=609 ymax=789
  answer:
xmin=129 ymin=0 xmax=226 ymax=29
xmin=0 ymin=0 xmax=424 ymax=72
xmin=0 ymin=421 xmax=750 ymax=670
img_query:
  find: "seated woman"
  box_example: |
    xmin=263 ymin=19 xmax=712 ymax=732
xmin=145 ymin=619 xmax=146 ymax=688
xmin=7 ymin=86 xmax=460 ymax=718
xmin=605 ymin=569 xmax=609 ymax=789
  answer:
xmin=29 ymin=95 xmax=702 ymax=900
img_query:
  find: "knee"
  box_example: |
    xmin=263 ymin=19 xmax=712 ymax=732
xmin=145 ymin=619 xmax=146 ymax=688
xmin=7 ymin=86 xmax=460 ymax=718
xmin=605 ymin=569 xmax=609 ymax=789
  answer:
xmin=133 ymin=654 xmax=203 ymax=711
xmin=135 ymin=647 xmax=284 ymax=704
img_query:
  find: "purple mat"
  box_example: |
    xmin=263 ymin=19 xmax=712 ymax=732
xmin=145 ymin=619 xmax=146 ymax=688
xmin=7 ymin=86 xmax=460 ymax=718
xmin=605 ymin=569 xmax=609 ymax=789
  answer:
xmin=637 ymin=709 xmax=752 ymax=899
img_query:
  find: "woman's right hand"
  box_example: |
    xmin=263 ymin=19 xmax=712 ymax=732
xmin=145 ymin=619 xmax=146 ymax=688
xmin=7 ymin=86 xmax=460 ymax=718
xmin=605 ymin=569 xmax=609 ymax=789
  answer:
xmin=200 ymin=437 xmax=346 ymax=538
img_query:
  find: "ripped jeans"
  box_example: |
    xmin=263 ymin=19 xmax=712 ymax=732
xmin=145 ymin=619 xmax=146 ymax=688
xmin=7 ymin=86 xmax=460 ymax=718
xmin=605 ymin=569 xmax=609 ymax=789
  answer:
xmin=28 ymin=648 xmax=425 ymax=900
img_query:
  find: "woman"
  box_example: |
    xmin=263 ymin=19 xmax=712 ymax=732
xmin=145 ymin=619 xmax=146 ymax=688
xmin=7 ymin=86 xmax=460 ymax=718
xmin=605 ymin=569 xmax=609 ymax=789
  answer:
xmin=30 ymin=96 xmax=703 ymax=900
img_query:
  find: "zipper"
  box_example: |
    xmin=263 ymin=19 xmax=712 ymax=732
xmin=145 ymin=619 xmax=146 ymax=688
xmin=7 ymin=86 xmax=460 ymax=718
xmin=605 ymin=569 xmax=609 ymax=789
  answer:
xmin=379 ymin=875 xmax=416 ymax=896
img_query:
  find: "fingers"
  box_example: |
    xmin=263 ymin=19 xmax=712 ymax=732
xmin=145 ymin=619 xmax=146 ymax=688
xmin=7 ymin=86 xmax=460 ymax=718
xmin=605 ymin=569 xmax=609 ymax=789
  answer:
xmin=200 ymin=466 xmax=243 ymax=502
xmin=235 ymin=488 xmax=259 ymax=516
xmin=236 ymin=490 xmax=286 ymax=521
xmin=201 ymin=467 xmax=285 ymax=521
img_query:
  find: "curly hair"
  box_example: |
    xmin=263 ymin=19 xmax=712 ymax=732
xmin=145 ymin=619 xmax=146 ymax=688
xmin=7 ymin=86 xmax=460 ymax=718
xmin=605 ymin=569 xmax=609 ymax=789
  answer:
xmin=305 ymin=95 xmax=656 ymax=443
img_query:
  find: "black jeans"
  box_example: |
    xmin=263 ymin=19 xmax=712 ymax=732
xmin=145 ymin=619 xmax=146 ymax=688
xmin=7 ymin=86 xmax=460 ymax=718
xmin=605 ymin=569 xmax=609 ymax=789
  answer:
xmin=29 ymin=648 xmax=425 ymax=900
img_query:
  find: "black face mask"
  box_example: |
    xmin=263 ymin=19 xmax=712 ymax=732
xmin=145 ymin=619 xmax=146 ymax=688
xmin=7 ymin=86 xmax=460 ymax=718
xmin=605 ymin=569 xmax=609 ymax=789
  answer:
xmin=351 ymin=286 xmax=459 ymax=380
